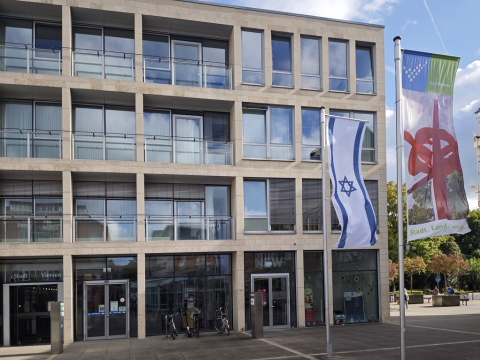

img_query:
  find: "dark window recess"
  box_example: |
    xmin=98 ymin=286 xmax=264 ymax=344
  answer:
xmin=302 ymin=179 xmax=323 ymax=232
xmin=269 ymin=179 xmax=295 ymax=231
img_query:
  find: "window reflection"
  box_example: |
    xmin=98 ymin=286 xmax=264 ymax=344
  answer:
xmin=302 ymin=109 xmax=321 ymax=161
xmin=329 ymin=41 xmax=348 ymax=92
xmin=301 ymin=37 xmax=321 ymax=90
xmin=242 ymin=30 xmax=263 ymax=85
xmin=356 ymin=46 xmax=374 ymax=94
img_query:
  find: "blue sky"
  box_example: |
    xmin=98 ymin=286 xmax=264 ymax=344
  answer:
xmin=198 ymin=0 xmax=480 ymax=209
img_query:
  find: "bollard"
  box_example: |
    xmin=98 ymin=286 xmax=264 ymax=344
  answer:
xmin=51 ymin=302 xmax=64 ymax=354
xmin=251 ymin=292 xmax=263 ymax=339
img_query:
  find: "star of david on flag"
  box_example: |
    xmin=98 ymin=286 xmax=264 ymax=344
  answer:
xmin=328 ymin=116 xmax=378 ymax=249
xmin=339 ymin=176 xmax=356 ymax=197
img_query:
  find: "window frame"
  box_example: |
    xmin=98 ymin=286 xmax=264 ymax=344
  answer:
xmin=243 ymin=178 xmax=296 ymax=234
xmin=328 ymin=39 xmax=349 ymax=93
xmin=241 ymin=28 xmax=265 ymax=86
xmin=302 ymin=179 xmax=323 ymax=234
xmin=355 ymin=42 xmax=376 ymax=95
xmin=300 ymin=36 xmax=322 ymax=91
xmin=242 ymin=105 xmax=295 ymax=161
xmin=301 ymin=107 xmax=322 ymax=162
xmin=142 ymin=31 xmax=171 ymax=71
xmin=329 ymin=109 xmax=377 ymax=164
xmin=271 ymin=32 xmax=294 ymax=88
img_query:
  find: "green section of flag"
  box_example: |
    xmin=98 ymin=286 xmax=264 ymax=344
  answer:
xmin=426 ymin=54 xmax=460 ymax=96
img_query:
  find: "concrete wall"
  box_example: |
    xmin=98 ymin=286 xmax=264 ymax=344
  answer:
xmin=0 ymin=0 xmax=387 ymax=343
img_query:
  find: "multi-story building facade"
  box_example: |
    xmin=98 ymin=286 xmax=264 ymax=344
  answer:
xmin=0 ymin=0 xmax=387 ymax=347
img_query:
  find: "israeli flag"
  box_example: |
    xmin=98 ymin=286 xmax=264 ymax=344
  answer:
xmin=328 ymin=116 xmax=378 ymax=248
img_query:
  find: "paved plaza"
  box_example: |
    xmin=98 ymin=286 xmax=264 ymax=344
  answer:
xmin=2 ymin=302 xmax=479 ymax=360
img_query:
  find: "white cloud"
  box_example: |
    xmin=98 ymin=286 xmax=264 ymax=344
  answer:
xmin=386 ymin=107 xmax=395 ymax=128
xmin=460 ymin=99 xmax=480 ymax=113
xmin=467 ymin=192 xmax=478 ymax=211
xmin=217 ymin=0 xmax=399 ymax=23
xmin=385 ymin=65 xmax=395 ymax=75
xmin=402 ymin=20 xmax=418 ymax=31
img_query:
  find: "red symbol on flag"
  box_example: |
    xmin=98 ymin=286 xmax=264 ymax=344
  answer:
xmin=404 ymin=100 xmax=462 ymax=220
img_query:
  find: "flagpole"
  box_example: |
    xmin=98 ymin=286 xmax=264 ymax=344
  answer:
xmin=320 ymin=106 xmax=334 ymax=358
xmin=394 ymin=36 xmax=406 ymax=360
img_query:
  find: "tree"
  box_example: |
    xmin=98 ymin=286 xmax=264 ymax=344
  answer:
xmin=439 ymin=236 xmax=462 ymax=256
xmin=466 ymin=258 xmax=480 ymax=292
xmin=407 ymin=236 xmax=448 ymax=264
xmin=428 ymin=254 xmax=470 ymax=295
xmin=404 ymin=257 xmax=426 ymax=292
xmin=454 ymin=210 xmax=480 ymax=257
xmin=387 ymin=181 xmax=406 ymax=263
xmin=389 ymin=262 xmax=399 ymax=282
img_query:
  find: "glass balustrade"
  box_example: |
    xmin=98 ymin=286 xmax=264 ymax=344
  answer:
xmin=144 ymin=138 xmax=233 ymax=165
xmin=146 ymin=217 xmax=234 ymax=241
xmin=72 ymin=133 xmax=136 ymax=161
xmin=0 ymin=130 xmax=62 ymax=159
xmin=143 ymin=58 xmax=232 ymax=89
xmin=72 ymin=51 xmax=134 ymax=81
xmin=74 ymin=217 xmax=136 ymax=242
xmin=0 ymin=46 xmax=61 ymax=75
xmin=0 ymin=216 xmax=62 ymax=243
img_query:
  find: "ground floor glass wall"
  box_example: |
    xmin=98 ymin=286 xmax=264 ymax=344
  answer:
xmin=304 ymin=251 xmax=324 ymax=326
xmin=73 ymin=256 xmax=137 ymax=341
xmin=332 ymin=250 xmax=379 ymax=324
xmin=146 ymin=254 xmax=232 ymax=336
xmin=244 ymin=252 xmax=296 ymax=330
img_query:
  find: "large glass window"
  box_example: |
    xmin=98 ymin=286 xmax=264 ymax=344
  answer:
xmin=330 ymin=110 xmax=376 ymax=163
xmin=331 ymin=180 xmax=378 ymax=231
xmin=329 ymin=40 xmax=348 ymax=92
xmin=301 ymin=108 xmax=321 ymax=161
xmin=272 ymin=34 xmax=293 ymax=87
xmin=145 ymin=184 xmax=231 ymax=241
xmin=301 ymin=37 xmax=321 ymax=90
xmin=332 ymin=250 xmax=379 ymax=324
xmin=143 ymin=34 xmax=170 ymax=84
xmin=242 ymin=106 xmax=293 ymax=160
xmin=242 ymin=30 xmax=264 ymax=85
xmin=244 ymin=179 xmax=295 ymax=232
xmin=356 ymin=45 xmax=374 ymax=94
xmin=145 ymin=254 xmax=232 ymax=337
xmin=302 ymin=179 xmax=323 ymax=232
xmin=304 ymin=251 xmax=324 ymax=326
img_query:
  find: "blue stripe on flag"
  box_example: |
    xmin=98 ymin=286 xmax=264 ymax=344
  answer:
xmin=353 ymin=123 xmax=377 ymax=246
xmin=328 ymin=117 xmax=349 ymax=249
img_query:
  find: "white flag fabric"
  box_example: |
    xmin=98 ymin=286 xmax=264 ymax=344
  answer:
xmin=328 ymin=116 xmax=378 ymax=248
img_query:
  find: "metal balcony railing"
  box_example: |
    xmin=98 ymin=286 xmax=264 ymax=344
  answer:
xmin=72 ymin=51 xmax=135 ymax=81
xmin=144 ymin=137 xmax=233 ymax=165
xmin=0 ymin=215 xmax=63 ymax=243
xmin=146 ymin=216 xmax=234 ymax=241
xmin=143 ymin=58 xmax=232 ymax=89
xmin=0 ymin=45 xmax=61 ymax=75
xmin=72 ymin=133 xmax=136 ymax=161
xmin=0 ymin=130 xmax=62 ymax=159
xmin=74 ymin=216 xmax=137 ymax=242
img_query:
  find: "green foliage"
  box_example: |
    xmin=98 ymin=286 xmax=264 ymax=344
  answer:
xmin=408 ymin=180 xmax=434 ymax=225
xmin=387 ymin=181 xmax=406 ymax=263
xmin=454 ymin=210 xmax=480 ymax=257
xmin=407 ymin=235 xmax=449 ymax=263
xmin=466 ymin=258 xmax=480 ymax=292
xmin=439 ymin=236 xmax=462 ymax=256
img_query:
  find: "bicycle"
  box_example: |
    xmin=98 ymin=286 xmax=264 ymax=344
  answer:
xmin=192 ymin=308 xmax=201 ymax=338
xmin=165 ymin=311 xmax=178 ymax=340
xmin=213 ymin=307 xmax=230 ymax=335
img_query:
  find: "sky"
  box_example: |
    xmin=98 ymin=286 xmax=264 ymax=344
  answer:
xmin=197 ymin=0 xmax=480 ymax=210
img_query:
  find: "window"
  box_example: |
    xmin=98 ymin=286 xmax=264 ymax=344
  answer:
xmin=304 ymin=251 xmax=324 ymax=326
xmin=143 ymin=34 xmax=170 ymax=84
xmin=330 ymin=110 xmax=376 ymax=162
xmin=329 ymin=40 xmax=348 ymax=92
xmin=244 ymin=179 xmax=295 ymax=233
xmin=302 ymin=108 xmax=321 ymax=161
xmin=331 ymin=180 xmax=378 ymax=231
xmin=243 ymin=106 xmax=294 ymax=160
xmin=301 ymin=37 xmax=321 ymax=90
xmin=356 ymin=45 xmax=375 ymax=94
xmin=242 ymin=29 xmax=264 ymax=85
xmin=302 ymin=179 xmax=323 ymax=232
xmin=272 ymin=34 xmax=293 ymax=87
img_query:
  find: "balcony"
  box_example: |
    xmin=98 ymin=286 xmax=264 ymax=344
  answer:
xmin=144 ymin=137 xmax=233 ymax=165
xmin=0 ymin=216 xmax=63 ymax=243
xmin=72 ymin=133 xmax=136 ymax=161
xmin=0 ymin=45 xmax=62 ymax=75
xmin=146 ymin=216 xmax=234 ymax=241
xmin=0 ymin=130 xmax=62 ymax=159
xmin=74 ymin=216 xmax=137 ymax=242
xmin=72 ymin=51 xmax=135 ymax=81
xmin=143 ymin=58 xmax=232 ymax=89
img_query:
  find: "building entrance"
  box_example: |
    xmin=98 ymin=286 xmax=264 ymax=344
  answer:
xmin=251 ymin=274 xmax=290 ymax=329
xmin=84 ymin=280 xmax=129 ymax=340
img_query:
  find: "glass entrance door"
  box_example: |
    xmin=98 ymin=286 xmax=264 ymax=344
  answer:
xmin=173 ymin=115 xmax=202 ymax=164
xmin=84 ymin=280 xmax=129 ymax=340
xmin=251 ymin=274 xmax=290 ymax=329
xmin=9 ymin=284 xmax=58 ymax=345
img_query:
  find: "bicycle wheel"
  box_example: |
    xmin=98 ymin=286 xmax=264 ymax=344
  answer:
xmin=214 ymin=318 xmax=223 ymax=332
